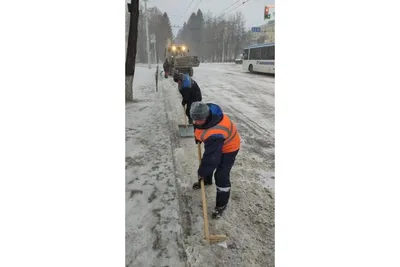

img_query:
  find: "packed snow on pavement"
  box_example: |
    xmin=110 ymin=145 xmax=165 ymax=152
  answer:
xmin=126 ymin=63 xmax=275 ymax=267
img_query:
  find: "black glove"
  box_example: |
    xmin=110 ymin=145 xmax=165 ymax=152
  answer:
xmin=195 ymin=138 xmax=202 ymax=144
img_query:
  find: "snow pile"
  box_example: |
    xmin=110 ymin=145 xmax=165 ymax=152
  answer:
xmin=125 ymin=66 xmax=186 ymax=267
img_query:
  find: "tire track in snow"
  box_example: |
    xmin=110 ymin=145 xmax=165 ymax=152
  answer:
xmin=195 ymin=71 xmax=275 ymax=170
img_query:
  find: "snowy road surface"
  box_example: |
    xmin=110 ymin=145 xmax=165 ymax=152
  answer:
xmin=126 ymin=63 xmax=275 ymax=267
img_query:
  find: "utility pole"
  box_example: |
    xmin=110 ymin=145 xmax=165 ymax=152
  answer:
xmin=144 ymin=0 xmax=151 ymax=69
xmin=153 ymin=34 xmax=157 ymax=63
xmin=222 ymin=28 xmax=226 ymax=63
xmin=151 ymin=34 xmax=159 ymax=92
xmin=150 ymin=33 xmax=157 ymax=63
xmin=222 ymin=43 xmax=224 ymax=62
xmin=222 ymin=37 xmax=224 ymax=62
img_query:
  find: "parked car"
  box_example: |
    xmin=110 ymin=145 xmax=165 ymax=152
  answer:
xmin=235 ymin=56 xmax=243 ymax=64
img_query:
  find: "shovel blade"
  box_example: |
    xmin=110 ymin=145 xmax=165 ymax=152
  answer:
xmin=178 ymin=124 xmax=194 ymax=137
xmin=208 ymin=234 xmax=228 ymax=243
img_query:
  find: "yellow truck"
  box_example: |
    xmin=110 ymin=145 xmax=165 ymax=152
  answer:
xmin=164 ymin=44 xmax=200 ymax=77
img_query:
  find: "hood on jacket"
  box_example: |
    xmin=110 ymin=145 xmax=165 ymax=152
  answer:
xmin=195 ymin=103 xmax=224 ymax=129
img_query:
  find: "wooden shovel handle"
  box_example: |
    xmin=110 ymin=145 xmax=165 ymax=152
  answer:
xmin=201 ymin=179 xmax=210 ymax=241
xmin=198 ymin=144 xmax=210 ymax=241
xmin=183 ymin=105 xmax=187 ymax=128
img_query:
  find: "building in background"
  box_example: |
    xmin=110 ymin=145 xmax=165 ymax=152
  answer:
xmin=251 ymin=20 xmax=275 ymax=44
xmin=265 ymin=20 xmax=275 ymax=43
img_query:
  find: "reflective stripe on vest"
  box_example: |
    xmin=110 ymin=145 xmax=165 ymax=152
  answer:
xmin=200 ymin=125 xmax=230 ymax=141
xmin=198 ymin=115 xmax=237 ymax=145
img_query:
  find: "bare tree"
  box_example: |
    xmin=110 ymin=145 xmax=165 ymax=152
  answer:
xmin=176 ymin=10 xmax=251 ymax=63
xmin=125 ymin=0 xmax=139 ymax=101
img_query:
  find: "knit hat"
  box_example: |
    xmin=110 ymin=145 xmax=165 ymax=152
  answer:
xmin=173 ymin=72 xmax=182 ymax=82
xmin=190 ymin=102 xmax=210 ymax=121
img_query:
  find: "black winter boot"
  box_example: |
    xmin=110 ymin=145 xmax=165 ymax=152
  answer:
xmin=212 ymin=205 xmax=227 ymax=219
xmin=192 ymin=180 xmax=212 ymax=190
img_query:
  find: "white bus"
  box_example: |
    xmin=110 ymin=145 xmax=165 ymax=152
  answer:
xmin=242 ymin=43 xmax=275 ymax=74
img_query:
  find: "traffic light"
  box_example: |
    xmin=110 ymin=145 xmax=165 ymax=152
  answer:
xmin=264 ymin=6 xmax=271 ymax=20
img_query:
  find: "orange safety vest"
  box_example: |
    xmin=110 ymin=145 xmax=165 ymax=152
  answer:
xmin=195 ymin=114 xmax=241 ymax=153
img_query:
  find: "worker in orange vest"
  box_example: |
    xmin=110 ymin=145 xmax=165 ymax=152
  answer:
xmin=190 ymin=102 xmax=241 ymax=219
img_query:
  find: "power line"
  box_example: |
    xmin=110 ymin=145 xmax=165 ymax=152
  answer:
xmin=225 ymin=0 xmax=254 ymax=16
xmin=171 ymin=25 xmax=201 ymax=30
xmin=184 ymin=0 xmax=248 ymax=25
xmin=179 ymin=0 xmax=197 ymax=23
xmin=218 ymin=0 xmax=242 ymax=16
xmin=189 ymin=0 xmax=204 ymax=18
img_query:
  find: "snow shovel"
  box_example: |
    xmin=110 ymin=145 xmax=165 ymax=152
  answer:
xmin=178 ymin=105 xmax=194 ymax=137
xmin=197 ymin=144 xmax=227 ymax=244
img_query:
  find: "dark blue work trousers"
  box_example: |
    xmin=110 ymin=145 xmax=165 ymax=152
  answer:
xmin=204 ymin=149 xmax=239 ymax=207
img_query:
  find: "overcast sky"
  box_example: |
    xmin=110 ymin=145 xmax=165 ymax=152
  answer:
xmin=147 ymin=0 xmax=275 ymax=36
